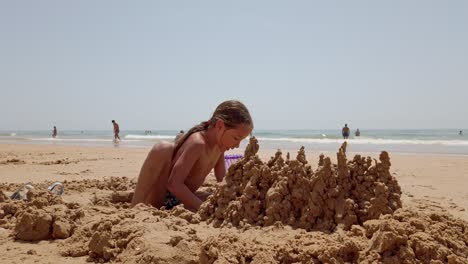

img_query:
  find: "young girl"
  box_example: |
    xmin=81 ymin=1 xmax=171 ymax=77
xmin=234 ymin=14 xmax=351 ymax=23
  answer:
xmin=131 ymin=100 xmax=253 ymax=211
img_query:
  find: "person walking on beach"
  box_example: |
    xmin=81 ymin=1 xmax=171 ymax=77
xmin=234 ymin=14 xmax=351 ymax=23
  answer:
xmin=112 ymin=120 xmax=121 ymax=141
xmin=52 ymin=126 xmax=57 ymax=138
xmin=175 ymin=130 xmax=184 ymax=141
xmin=355 ymin=128 xmax=361 ymax=137
xmin=131 ymin=100 xmax=253 ymax=212
xmin=460 ymin=130 xmax=463 ymax=136
xmin=342 ymin=124 xmax=350 ymax=139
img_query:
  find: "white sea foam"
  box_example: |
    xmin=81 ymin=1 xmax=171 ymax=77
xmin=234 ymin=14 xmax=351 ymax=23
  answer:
xmin=27 ymin=135 xmax=466 ymax=146
xmin=256 ymin=137 xmax=468 ymax=146
xmin=1 ymin=130 xmax=467 ymax=154
xmin=124 ymin=134 xmax=174 ymax=140
xmin=28 ymin=138 xmax=142 ymax=142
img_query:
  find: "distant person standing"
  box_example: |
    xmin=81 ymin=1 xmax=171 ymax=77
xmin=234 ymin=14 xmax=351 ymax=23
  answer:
xmin=355 ymin=128 xmax=361 ymax=137
xmin=342 ymin=124 xmax=350 ymax=139
xmin=112 ymin=120 xmax=121 ymax=141
xmin=52 ymin=126 xmax=57 ymax=138
xmin=175 ymin=130 xmax=184 ymax=141
xmin=460 ymin=130 xmax=463 ymax=136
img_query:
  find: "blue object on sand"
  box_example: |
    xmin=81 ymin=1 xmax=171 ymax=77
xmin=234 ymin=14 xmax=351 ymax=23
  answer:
xmin=224 ymin=154 xmax=244 ymax=171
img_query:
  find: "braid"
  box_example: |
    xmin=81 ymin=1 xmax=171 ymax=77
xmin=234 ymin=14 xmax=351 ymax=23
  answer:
xmin=172 ymin=121 xmax=210 ymax=159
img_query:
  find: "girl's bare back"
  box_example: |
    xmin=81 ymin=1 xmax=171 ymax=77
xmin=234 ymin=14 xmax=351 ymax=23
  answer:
xmin=131 ymin=141 xmax=174 ymax=208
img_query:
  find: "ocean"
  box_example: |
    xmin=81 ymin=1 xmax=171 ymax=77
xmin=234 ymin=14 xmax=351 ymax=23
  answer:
xmin=1 ymin=129 xmax=467 ymax=155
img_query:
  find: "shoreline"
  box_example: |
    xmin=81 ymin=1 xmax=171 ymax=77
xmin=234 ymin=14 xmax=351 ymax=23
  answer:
xmin=3 ymin=141 xmax=468 ymax=157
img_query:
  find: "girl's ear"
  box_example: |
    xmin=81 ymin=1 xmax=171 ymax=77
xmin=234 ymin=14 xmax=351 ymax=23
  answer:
xmin=215 ymin=119 xmax=225 ymax=130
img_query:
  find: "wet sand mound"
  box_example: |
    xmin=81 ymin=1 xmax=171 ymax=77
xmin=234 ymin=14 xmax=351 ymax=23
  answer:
xmin=198 ymin=207 xmax=467 ymax=263
xmin=200 ymin=137 xmax=402 ymax=231
xmin=0 ymin=189 xmax=83 ymax=240
xmin=58 ymin=205 xmax=201 ymax=263
xmin=59 ymin=209 xmax=143 ymax=262
xmin=91 ymin=190 xmax=134 ymax=209
xmin=64 ymin=176 xmax=136 ymax=192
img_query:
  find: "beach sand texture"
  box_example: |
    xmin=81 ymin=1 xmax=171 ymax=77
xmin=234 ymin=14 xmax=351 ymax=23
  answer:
xmin=0 ymin=140 xmax=467 ymax=263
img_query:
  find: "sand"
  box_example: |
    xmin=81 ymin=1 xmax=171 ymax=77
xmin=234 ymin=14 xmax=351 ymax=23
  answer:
xmin=0 ymin=141 xmax=467 ymax=263
xmin=199 ymin=140 xmax=402 ymax=231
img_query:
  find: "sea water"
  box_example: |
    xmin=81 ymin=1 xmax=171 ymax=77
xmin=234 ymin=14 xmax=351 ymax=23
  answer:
xmin=1 ymin=129 xmax=467 ymax=155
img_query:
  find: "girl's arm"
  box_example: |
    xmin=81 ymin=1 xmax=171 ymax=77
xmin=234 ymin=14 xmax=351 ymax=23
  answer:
xmin=166 ymin=141 xmax=204 ymax=211
xmin=214 ymin=153 xmax=226 ymax=182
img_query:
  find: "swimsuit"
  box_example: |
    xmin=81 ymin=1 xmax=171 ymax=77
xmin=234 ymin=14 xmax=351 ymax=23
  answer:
xmin=343 ymin=129 xmax=350 ymax=138
xmin=163 ymin=191 xmax=180 ymax=210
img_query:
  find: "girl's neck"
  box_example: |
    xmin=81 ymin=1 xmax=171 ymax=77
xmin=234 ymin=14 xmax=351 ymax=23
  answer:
xmin=201 ymin=127 xmax=220 ymax=150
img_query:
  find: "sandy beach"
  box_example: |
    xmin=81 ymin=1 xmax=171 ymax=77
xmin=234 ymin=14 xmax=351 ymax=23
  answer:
xmin=0 ymin=142 xmax=467 ymax=263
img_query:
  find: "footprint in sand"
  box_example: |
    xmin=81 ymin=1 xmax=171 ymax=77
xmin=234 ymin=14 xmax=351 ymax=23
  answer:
xmin=404 ymin=192 xmax=414 ymax=197
xmin=0 ymin=159 xmax=26 ymax=165
xmin=448 ymin=202 xmax=466 ymax=211
xmin=58 ymin=171 xmax=80 ymax=176
xmin=415 ymin=184 xmax=436 ymax=190
xmin=412 ymin=198 xmax=446 ymax=211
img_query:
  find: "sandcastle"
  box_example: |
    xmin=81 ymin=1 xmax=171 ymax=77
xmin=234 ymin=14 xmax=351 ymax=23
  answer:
xmin=199 ymin=136 xmax=402 ymax=231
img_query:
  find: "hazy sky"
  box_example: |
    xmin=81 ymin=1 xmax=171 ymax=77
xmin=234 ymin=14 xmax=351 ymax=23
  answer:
xmin=1 ymin=1 xmax=467 ymax=130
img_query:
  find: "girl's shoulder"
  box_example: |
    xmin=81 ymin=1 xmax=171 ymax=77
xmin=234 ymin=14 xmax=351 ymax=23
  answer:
xmin=183 ymin=132 xmax=207 ymax=148
xmin=172 ymin=132 xmax=207 ymax=162
xmin=148 ymin=141 xmax=176 ymax=166
xmin=151 ymin=141 xmax=175 ymax=154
